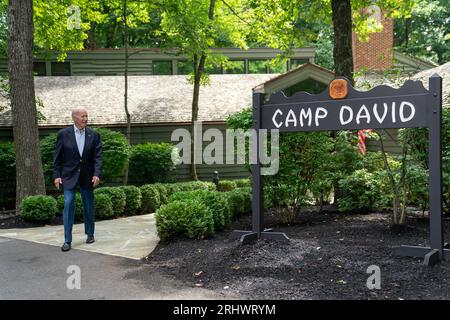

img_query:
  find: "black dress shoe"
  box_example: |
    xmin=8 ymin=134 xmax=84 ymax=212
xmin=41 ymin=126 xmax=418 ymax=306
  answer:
xmin=61 ymin=242 xmax=71 ymax=252
xmin=86 ymin=236 xmax=95 ymax=244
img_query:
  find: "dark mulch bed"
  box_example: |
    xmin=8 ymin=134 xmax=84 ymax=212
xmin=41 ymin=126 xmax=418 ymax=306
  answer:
xmin=142 ymin=208 xmax=450 ymax=300
xmin=0 ymin=213 xmax=64 ymax=229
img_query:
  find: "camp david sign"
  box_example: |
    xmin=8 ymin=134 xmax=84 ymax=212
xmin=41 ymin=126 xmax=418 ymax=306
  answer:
xmin=232 ymin=76 xmax=449 ymax=267
xmin=261 ymin=79 xmax=429 ymax=131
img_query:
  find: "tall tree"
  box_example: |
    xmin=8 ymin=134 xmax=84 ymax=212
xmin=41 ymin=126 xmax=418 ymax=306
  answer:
xmin=160 ymin=0 xmax=249 ymax=180
xmin=394 ymin=0 xmax=449 ymax=64
xmin=331 ymin=0 xmax=353 ymax=84
xmin=8 ymin=0 xmax=46 ymax=211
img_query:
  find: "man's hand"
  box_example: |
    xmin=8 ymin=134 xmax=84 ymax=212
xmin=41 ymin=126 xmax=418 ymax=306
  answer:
xmin=92 ymin=176 xmax=100 ymax=188
xmin=54 ymin=178 xmax=62 ymax=190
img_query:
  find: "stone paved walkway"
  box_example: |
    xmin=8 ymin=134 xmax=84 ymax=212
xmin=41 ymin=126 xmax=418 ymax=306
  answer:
xmin=0 ymin=214 xmax=158 ymax=260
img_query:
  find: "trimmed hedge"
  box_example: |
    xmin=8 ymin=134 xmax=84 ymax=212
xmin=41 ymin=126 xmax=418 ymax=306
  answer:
xmin=226 ymin=187 xmax=252 ymax=217
xmin=153 ymin=183 xmax=169 ymax=205
xmin=140 ymin=184 xmax=160 ymax=213
xmin=217 ymin=180 xmax=237 ymax=192
xmin=234 ymin=178 xmax=251 ymax=188
xmin=119 ymin=186 xmax=142 ymax=215
xmin=155 ymin=199 xmax=214 ymax=240
xmin=129 ymin=142 xmax=176 ymax=184
xmin=94 ymin=187 xmax=126 ymax=215
xmin=92 ymin=128 xmax=130 ymax=183
xmin=169 ymin=189 xmax=231 ymax=231
xmin=20 ymin=195 xmax=57 ymax=223
xmin=94 ymin=193 xmax=114 ymax=219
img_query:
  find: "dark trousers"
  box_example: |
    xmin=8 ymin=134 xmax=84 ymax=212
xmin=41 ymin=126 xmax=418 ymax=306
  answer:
xmin=63 ymin=183 xmax=95 ymax=243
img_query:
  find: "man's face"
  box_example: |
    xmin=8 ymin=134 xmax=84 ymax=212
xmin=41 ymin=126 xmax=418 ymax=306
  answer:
xmin=73 ymin=110 xmax=88 ymax=129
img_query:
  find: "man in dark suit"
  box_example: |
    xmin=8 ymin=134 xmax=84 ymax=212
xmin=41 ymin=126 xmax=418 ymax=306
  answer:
xmin=53 ymin=108 xmax=103 ymax=252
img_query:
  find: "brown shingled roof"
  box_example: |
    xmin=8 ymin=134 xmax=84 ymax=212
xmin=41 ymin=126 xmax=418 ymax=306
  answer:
xmin=0 ymin=74 xmax=277 ymax=127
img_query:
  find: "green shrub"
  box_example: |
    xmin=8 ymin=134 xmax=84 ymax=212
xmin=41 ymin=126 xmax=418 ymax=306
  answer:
xmin=56 ymin=193 xmax=84 ymax=220
xmin=153 ymin=183 xmax=169 ymax=204
xmin=20 ymin=195 xmax=57 ymax=223
xmin=218 ymin=180 xmax=237 ymax=192
xmin=40 ymin=133 xmax=57 ymax=186
xmin=129 ymin=143 xmax=177 ymax=185
xmin=94 ymin=193 xmax=114 ymax=219
xmin=0 ymin=142 xmax=15 ymax=208
xmin=227 ymin=187 xmax=252 ymax=217
xmin=155 ymin=199 xmax=214 ymax=240
xmin=94 ymin=187 xmax=126 ymax=215
xmin=119 ymin=186 xmax=142 ymax=215
xmin=405 ymin=164 xmax=429 ymax=213
xmin=169 ymin=189 xmax=231 ymax=230
xmin=234 ymin=178 xmax=251 ymax=188
xmin=337 ymin=169 xmax=385 ymax=212
xmin=163 ymin=183 xmax=182 ymax=199
xmin=92 ymin=128 xmax=130 ymax=183
xmin=399 ymin=108 xmax=450 ymax=213
xmin=172 ymin=181 xmax=216 ymax=192
xmin=140 ymin=184 xmax=160 ymax=213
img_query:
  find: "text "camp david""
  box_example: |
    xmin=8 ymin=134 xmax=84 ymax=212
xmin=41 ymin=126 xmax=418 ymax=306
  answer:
xmin=271 ymin=101 xmax=416 ymax=128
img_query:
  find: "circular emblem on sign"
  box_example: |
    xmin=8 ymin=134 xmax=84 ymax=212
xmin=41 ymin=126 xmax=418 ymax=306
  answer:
xmin=329 ymin=79 xmax=348 ymax=99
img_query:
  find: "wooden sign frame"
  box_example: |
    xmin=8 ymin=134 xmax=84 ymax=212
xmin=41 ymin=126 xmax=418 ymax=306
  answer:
xmin=232 ymin=75 xmax=448 ymax=266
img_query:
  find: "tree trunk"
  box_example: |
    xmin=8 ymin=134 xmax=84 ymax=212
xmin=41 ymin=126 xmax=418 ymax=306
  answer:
xmin=8 ymin=0 xmax=46 ymax=212
xmin=190 ymin=0 xmax=216 ymax=180
xmin=404 ymin=18 xmax=411 ymax=48
xmin=84 ymin=22 xmax=97 ymax=49
xmin=123 ymin=0 xmax=131 ymax=185
xmin=331 ymin=0 xmax=354 ymax=85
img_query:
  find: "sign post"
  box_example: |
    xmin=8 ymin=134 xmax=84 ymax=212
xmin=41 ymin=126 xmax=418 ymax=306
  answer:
xmin=231 ymin=75 xmax=449 ymax=266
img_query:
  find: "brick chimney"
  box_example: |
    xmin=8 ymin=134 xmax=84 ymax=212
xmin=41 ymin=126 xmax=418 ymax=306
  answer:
xmin=352 ymin=6 xmax=394 ymax=72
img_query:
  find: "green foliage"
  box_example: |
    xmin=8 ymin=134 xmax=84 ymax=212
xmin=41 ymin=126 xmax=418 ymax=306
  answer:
xmin=226 ymin=187 xmax=252 ymax=217
xmin=405 ymin=163 xmax=429 ymax=212
xmin=217 ymin=180 xmax=237 ymax=192
xmin=234 ymin=178 xmax=251 ymax=188
xmin=129 ymin=142 xmax=177 ymax=185
xmin=268 ymin=131 xmax=334 ymax=213
xmin=226 ymin=107 xmax=253 ymax=131
xmin=119 ymin=186 xmax=142 ymax=215
xmin=56 ymin=193 xmax=85 ymax=221
xmin=155 ymin=199 xmax=214 ymax=240
xmin=153 ymin=183 xmax=169 ymax=205
xmin=40 ymin=133 xmax=58 ymax=186
xmin=394 ymin=0 xmax=449 ymax=64
xmin=0 ymin=142 xmax=15 ymax=207
xmin=337 ymin=169 xmax=384 ymax=212
xmin=92 ymin=128 xmax=130 ymax=183
xmin=20 ymin=195 xmax=57 ymax=223
xmin=314 ymin=25 xmax=334 ymax=70
xmin=162 ymin=183 xmax=181 ymax=199
xmin=169 ymin=189 xmax=231 ymax=230
xmin=398 ymin=108 xmax=450 ymax=213
xmin=94 ymin=187 xmax=126 ymax=215
xmin=94 ymin=193 xmax=114 ymax=219
xmin=171 ymin=181 xmax=216 ymax=192
xmin=140 ymin=184 xmax=160 ymax=213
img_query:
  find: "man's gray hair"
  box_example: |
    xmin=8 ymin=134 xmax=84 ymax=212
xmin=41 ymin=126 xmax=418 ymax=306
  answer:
xmin=71 ymin=108 xmax=88 ymax=118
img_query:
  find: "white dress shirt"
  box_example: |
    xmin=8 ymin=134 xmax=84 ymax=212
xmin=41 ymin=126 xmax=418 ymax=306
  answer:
xmin=73 ymin=124 xmax=85 ymax=157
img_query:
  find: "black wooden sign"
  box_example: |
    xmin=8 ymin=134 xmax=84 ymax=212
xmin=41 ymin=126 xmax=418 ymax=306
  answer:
xmin=261 ymin=80 xmax=429 ymax=131
xmin=231 ymin=76 xmax=448 ymax=266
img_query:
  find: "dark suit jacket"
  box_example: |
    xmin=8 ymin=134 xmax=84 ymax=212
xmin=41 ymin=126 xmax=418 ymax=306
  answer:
xmin=53 ymin=126 xmax=103 ymax=190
